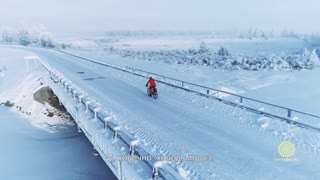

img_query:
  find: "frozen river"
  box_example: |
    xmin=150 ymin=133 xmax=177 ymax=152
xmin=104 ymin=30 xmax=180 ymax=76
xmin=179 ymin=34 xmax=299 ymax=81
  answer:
xmin=0 ymin=107 xmax=116 ymax=179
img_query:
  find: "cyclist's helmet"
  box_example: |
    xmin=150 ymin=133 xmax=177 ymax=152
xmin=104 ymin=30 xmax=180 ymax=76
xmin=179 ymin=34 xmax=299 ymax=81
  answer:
xmin=149 ymin=76 xmax=153 ymax=80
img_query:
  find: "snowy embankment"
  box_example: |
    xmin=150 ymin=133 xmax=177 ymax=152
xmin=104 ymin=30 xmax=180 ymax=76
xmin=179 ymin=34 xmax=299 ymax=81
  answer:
xmin=23 ymin=46 xmax=320 ymax=179
xmin=0 ymin=53 xmax=74 ymax=133
xmin=0 ymin=45 xmax=78 ymax=133
xmin=0 ymin=73 xmax=74 ymax=133
xmin=0 ymin=46 xmax=115 ymax=179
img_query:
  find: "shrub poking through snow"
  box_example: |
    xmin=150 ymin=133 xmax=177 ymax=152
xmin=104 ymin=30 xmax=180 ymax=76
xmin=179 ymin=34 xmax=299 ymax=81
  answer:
xmin=2 ymin=100 xmax=15 ymax=107
xmin=103 ymin=42 xmax=320 ymax=71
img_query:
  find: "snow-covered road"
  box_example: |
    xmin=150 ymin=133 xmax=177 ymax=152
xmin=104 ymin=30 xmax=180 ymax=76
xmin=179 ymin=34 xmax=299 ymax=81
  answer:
xmin=6 ymin=46 xmax=320 ymax=179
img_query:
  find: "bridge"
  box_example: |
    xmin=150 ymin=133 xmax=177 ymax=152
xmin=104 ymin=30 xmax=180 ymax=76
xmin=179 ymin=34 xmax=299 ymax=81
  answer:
xmin=21 ymin=47 xmax=320 ymax=179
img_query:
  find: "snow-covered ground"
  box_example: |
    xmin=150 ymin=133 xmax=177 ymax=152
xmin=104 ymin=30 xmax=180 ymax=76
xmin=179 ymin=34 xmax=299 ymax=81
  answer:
xmin=0 ymin=64 xmax=4 ymax=78
xmin=1 ymin=34 xmax=320 ymax=179
xmin=66 ymin=42 xmax=320 ymax=115
xmin=0 ymin=46 xmax=72 ymax=133
xmin=99 ymin=36 xmax=309 ymax=55
xmin=9 ymin=44 xmax=318 ymax=179
xmin=0 ymin=46 xmax=116 ymax=179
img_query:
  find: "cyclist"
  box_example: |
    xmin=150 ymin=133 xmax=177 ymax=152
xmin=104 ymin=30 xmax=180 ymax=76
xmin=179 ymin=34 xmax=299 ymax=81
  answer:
xmin=145 ymin=76 xmax=156 ymax=96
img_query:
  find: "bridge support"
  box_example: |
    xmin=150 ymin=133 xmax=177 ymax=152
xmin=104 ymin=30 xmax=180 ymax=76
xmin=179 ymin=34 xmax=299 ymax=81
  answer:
xmin=152 ymin=166 xmax=159 ymax=180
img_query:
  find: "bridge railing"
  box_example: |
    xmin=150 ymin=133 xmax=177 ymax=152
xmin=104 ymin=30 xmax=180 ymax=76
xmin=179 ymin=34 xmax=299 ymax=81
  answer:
xmin=128 ymin=67 xmax=320 ymax=124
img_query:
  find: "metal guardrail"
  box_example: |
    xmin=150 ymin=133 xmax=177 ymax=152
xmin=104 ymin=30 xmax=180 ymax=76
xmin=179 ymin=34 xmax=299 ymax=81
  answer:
xmin=38 ymin=59 xmax=184 ymax=180
xmin=130 ymin=68 xmax=319 ymax=119
xmin=54 ymin=49 xmax=320 ymax=133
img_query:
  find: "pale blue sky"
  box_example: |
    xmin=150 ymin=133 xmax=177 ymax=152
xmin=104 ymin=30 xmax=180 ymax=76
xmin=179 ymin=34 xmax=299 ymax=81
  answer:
xmin=0 ymin=0 xmax=319 ymax=35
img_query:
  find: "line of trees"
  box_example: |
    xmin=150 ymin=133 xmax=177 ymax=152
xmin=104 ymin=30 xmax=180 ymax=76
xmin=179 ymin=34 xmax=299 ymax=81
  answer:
xmin=1 ymin=29 xmax=55 ymax=48
xmin=104 ymin=42 xmax=320 ymax=71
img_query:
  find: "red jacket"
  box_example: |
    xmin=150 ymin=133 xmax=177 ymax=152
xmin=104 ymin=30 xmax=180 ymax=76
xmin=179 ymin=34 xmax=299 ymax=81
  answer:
xmin=147 ymin=79 xmax=156 ymax=86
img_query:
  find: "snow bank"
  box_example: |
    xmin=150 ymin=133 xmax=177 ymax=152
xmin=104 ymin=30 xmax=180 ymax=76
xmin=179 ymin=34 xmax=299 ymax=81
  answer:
xmin=0 ymin=74 xmax=74 ymax=133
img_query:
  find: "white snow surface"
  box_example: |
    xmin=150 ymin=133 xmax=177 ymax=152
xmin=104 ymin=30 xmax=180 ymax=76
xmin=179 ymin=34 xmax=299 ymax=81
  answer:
xmin=0 ymin=62 xmax=74 ymax=133
xmin=0 ymin=64 xmax=4 ymax=77
xmin=0 ymin=46 xmax=116 ymax=179
xmin=2 ymin=73 xmax=76 ymax=133
xmin=2 ymin=32 xmax=320 ymax=179
xmin=67 ymin=46 xmax=320 ymax=115
xmin=10 ymin=45 xmax=319 ymax=179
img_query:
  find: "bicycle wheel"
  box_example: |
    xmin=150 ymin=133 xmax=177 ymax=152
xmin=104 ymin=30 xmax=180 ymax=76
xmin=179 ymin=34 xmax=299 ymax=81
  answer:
xmin=153 ymin=89 xmax=158 ymax=99
xmin=147 ymin=87 xmax=152 ymax=96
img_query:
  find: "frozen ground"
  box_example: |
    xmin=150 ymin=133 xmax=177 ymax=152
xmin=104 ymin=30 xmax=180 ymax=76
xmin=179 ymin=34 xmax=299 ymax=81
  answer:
xmin=0 ymin=46 xmax=116 ymax=179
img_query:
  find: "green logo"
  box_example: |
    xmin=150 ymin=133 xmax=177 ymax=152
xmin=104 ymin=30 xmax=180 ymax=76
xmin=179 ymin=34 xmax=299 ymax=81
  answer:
xmin=278 ymin=141 xmax=295 ymax=158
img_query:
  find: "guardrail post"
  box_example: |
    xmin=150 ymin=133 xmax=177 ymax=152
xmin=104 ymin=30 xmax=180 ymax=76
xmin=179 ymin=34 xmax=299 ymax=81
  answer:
xmin=25 ymin=58 xmax=30 ymax=73
xmin=287 ymin=109 xmax=291 ymax=118
xmin=104 ymin=117 xmax=112 ymax=129
xmin=85 ymin=101 xmax=91 ymax=112
xmin=130 ymin=145 xmax=135 ymax=156
xmin=68 ymin=87 xmax=72 ymax=94
xmin=79 ymin=95 xmax=83 ymax=104
xmin=113 ymin=126 xmax=121 ymax=140
xmin=73 ymin=91 xmax=77 ymax=99
xmin=94 ymin=108 xmax=100 ymax=120
xmin=74 ymin=106 xmax=82 ymax=133
xmin=130 ymin=140 xmax=139 ymax=156
xmin=207 ymin=90 xmax=209 ymax=95
xmin=182 ymin=82 xmax=184 ymax=87
xmin=34 ymin=58 xmax=38 ymax=70
xmin=153 ymin=166 xmax=159 ymax=180
xmin=240 ymin=97 xmax=243 ymax=103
